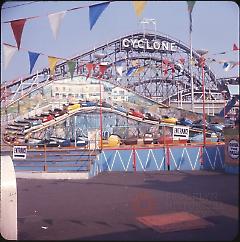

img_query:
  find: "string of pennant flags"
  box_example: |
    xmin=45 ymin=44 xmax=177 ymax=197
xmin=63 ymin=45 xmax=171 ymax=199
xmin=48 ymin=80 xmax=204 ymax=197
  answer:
xmin=2 ymin=1 xmax=239 ymax=81
xmin=2 ymin=40 xmax=240 ymax=82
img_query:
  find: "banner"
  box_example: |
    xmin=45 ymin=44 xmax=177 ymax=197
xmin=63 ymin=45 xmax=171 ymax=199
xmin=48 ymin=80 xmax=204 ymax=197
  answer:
xmin=3 ymin=44 xmax=18 ymax=69
xmin=89 ymin=2 xmax=110 ymax=30
xmin=132 ymin=1 xmax=147 ymax=17
xmin=48 ymin=11 xmax=66 ymax=39
xmin=10 ymin=18 xmax=27 ymax=50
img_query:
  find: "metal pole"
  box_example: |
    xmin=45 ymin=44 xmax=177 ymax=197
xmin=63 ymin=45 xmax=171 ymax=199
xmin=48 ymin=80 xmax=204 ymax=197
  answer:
xmin=201 ymin=57 xmax=206 ymax=146
xmin=74 ymin=115 xmax=77 ymax=147
xmin=190 ymin=30 xmax=194 ymax=112
xmin=99 ymin=80 xmax=103 ymax=149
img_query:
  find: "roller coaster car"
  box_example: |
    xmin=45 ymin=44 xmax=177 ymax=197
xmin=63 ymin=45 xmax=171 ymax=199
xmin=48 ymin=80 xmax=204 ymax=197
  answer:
xmin=24 ymin=117 xmax=43 ymax=126
xmin=127 ymin=108 xmax=144 ymax=119
xmin=161 ymin=115 xmax=177 ymax=124
xmin=113 ymin=105 xmax=127 ymax=114
xmin=189 ymin=132 xmax=218 ymax=143
xmin=158 ymin=135 xmax=174 ymax=144
xmin=176 ymin=117 xmax=193 ymax=126
xmin=98 ymin=101 xmax=112 ymax=108
xmin=48 ymin=108 xmax=67 ymax=118
xmin=144 ymin=113 xmax=159 ymax=122
xmin=35 ymin=113 xmax=54 ymax=123
xmin=123 ymin=136 xmax=138 ymax=145
xmin=79 ymin=100 xmax=97 ymax=107
xmin=65 ymin=103 xmax=81 ymax=111
xmin=143 ymin=133 xmax=154 ymax=144
xmin=207 ymin=123 xmax=224 ymax=133
xmin=191 ymin=119 xmax=208 ymax=129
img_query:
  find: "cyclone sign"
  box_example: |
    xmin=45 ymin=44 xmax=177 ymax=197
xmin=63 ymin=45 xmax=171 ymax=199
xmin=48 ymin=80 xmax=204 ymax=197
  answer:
xmin=227 ymin=139 xmax=239 ymax=159
xmin=121 ymin=38 xmax=177 ymax=52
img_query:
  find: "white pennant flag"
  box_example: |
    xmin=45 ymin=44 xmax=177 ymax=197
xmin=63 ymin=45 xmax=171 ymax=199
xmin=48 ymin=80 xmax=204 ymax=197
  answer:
xmin=48 ymin=11 xmax=66 ymax=39
xmin=3 ymin=44 xmax=18 ymax=69
xmin=116 ymin=65 xmax=124 ymax=76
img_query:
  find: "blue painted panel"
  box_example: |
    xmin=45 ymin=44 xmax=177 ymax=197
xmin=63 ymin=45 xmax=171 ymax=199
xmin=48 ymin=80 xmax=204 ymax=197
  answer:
xmin=169 ymin=147 xmax=201 ymax=170
xmin=203 ymin=146 xmax=224 ymax=170
xmin=135 ymin=148 xmax=165 ymax=171
xmin=97 ymin=150 xmax=134 ymax=172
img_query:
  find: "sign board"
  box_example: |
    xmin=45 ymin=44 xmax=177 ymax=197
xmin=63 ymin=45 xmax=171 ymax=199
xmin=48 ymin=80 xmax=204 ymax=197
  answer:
xmin=173 ymin=125 xmax=189 ymax=140
xmin=227 ymin=139 xmax=239 ymax=160
xmin=13 ymin=146 xmax=27 ymax=159
xmin=88 ymin=129 xmax=99 ymax=149
xmin=121 ymin=38 xmax=177 ymax=52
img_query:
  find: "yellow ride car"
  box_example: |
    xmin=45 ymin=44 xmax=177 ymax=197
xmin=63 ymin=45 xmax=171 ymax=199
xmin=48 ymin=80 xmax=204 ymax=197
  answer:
xmin=102 ymin=134 xmax=121 ymax=148
xmin=161 ymin=115 xmax=178 ymax=124
xmin=66 ymin=103 xmax=81 ymax=111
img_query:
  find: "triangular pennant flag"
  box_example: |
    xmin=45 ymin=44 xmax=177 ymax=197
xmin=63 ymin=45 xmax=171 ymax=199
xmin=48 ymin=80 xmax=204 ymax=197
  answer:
xmin=179 ymin=58 xmax=185 ymax=64
xmin=176 ymin=63 xmax=184 ymax=74
xmin=134 ymin=66 xmax=145 ymax=76
xmin=132 ymin=1 xmax=147 ymax=17
xmin=99 ymin=64 xmax=108 ymax=77
xmin=67 ymin=60 xmax=76 ymax=79
xmin=48 ymin=11 xmax=66 ymax=39
xmin=162 ymin=59 xmax=170 ymax=76
xmin=223 ymin=62 xmax=231 ymax=72
xmin=132 ymin=59 xmax=139 ymax=67
xmin=48 ymin=56 xmax=59 ymax=75
xmin=187 ymin=1 xmax=196 ymax=13
xmin=233 ymin=43 xmax=240 ymax=51
xmin=187 ymin=1 xmax=195 ymax=32
xmin=126 ymin=66 xmax=137 ymax=76
xmin=86 ymin=63 xmax=96 ymax=78
xmin=28 ymin=51 xmax=40 ymax=74
xmin=116 ymin=65 xmax=124 ymax=76
xmin=3 ymin=44 xmax=18 ymax=69
xmin=10 ymin=18 xmax=27 ymax=50
xmin=89 ymin=2 xmax=110 ymax=30
xmin=170 ymin=63 xmax=175 ymax=73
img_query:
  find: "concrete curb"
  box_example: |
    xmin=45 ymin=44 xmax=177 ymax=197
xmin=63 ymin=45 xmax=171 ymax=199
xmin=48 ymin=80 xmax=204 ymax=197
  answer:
xmin=15 ymin=171 xmax=89 ymax=179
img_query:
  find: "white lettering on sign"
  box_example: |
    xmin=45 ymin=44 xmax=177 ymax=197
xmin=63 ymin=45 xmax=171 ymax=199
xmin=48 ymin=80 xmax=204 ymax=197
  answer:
xmin=121 ymin=38 xmax=177 ymax=52
xmin=173 ymin=125 xmax=189 ymax=140
xmin=228 ymin=139 xmax=239 ymax=159
xmin=13 ymin=146 xmax=27 ymax=159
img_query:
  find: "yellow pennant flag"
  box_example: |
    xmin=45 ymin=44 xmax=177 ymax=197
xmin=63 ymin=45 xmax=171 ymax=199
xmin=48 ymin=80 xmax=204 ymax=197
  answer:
xmin=48 ymin=56 xmax=59 ymax=75
xmin=132 ymin=1 xmax=147 ymax=17
xmin=134 ymin=66 xmax=145 ymax=76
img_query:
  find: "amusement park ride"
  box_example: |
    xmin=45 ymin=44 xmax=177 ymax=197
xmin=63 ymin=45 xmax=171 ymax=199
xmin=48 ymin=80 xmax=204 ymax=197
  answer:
xmin=1 ymin=30 xmax=239 ymax=148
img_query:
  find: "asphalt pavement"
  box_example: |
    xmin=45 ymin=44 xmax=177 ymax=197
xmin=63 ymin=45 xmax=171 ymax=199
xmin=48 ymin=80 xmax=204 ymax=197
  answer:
xmin=16 ymin=170 xmax=239 ymax=241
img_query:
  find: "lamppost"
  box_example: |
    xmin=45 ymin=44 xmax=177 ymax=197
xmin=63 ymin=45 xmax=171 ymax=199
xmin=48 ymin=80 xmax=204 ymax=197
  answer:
xmin=196 ymin=50 xmax=208 ymax=147
xmin=99 ymin=79 xmax=103 ymax=149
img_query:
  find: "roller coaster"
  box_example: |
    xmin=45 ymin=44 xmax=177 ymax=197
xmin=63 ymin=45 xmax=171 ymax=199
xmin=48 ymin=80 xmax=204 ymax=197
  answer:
xmin=1 ymin=31 xmax=231 ymax=145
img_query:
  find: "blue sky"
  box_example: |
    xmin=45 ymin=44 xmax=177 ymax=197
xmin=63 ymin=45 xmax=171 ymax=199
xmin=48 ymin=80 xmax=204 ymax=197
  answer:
xmin=1 ymin=1 xmax=239 ymax=83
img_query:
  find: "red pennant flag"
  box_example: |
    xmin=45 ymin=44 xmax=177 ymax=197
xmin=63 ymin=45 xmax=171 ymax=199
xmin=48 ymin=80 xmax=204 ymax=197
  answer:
xmin=86 ymin=63 xmax=96 ymax=79
xmin=10 ymin=19 xmax=27 ymax=50
xmin=233 ymin=43 xmax=240 ymax=51
xmin=169 ymin=63 xmax=175 ymax=79
xmin=99 ymin=64 xmax=108 ymax=78
xmin=162 ymin=59 xmax=169 ymax=76
xmin=179 ymin=58 xmax=185 ymax=64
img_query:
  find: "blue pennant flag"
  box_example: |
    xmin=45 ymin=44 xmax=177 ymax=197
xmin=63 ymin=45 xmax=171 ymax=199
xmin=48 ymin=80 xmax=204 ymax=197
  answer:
xmin=89 ymin=2 xmax=110 ymax=30
xmin=126 ymin=66 xmax=137 ymax=76
xmin=28 ymin=51 xmax=40 ymax=74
